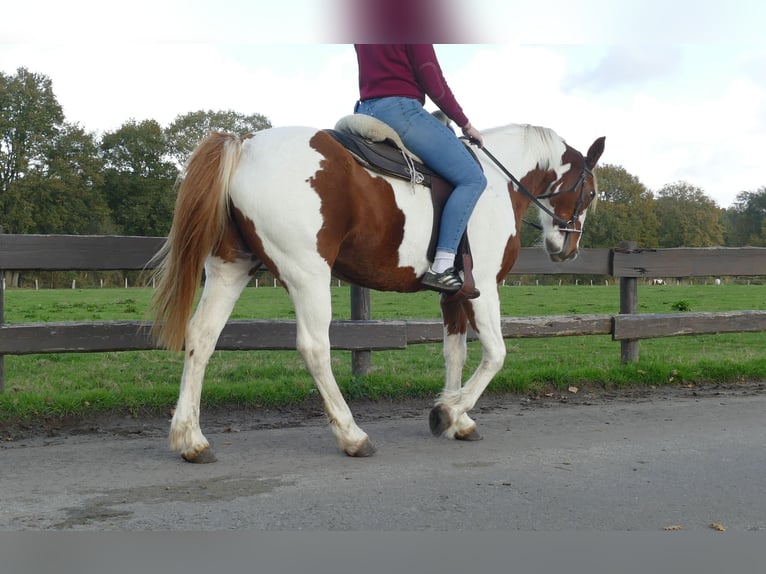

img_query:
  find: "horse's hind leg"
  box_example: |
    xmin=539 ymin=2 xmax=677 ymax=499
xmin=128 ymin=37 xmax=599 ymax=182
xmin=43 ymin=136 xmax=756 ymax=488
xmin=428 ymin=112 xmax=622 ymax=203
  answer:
xmin=170 ymin=256 xmax=252 ymax=463
xmin=286 ymin=271 xmax=374 ymax=457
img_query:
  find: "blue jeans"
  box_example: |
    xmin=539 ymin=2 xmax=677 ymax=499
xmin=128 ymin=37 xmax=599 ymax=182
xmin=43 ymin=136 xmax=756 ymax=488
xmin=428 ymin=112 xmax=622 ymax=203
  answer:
xmin=355 ymin=97 xmax=487 ymax=254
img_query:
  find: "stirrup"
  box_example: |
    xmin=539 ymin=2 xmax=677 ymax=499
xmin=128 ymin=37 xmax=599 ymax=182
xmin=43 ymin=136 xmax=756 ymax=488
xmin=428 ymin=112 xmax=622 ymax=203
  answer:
xmin=421 ymin=267 xmax=463 ymax=294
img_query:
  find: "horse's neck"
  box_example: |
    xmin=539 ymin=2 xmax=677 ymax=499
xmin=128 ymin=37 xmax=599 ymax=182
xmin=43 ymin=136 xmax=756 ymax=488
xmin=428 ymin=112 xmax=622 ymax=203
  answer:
xmin=483 ymin=124 xmax=566 ymax=182
xmin=480 ymin=125 xmax=561 ymax=222
xmin=481 ymin=127 xmax=526 ymax=177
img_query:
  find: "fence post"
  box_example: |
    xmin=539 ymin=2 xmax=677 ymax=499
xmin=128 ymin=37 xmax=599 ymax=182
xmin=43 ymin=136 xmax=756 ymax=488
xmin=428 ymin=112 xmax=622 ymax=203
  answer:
xmin=0 ymin=271 xmax=4 ymax=392
xmin=350 ymin=285 xmax=372 ymax=376
xmin=0 ymin=226 xmax=4 ymax=392
xmin=618 ymin=241 xmax=640 ymax=363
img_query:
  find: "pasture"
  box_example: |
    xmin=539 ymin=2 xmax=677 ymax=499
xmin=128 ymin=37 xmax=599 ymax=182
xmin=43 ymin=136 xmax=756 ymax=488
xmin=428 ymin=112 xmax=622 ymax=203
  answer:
xmin=1 ymin=283 xmax=764 ymax=422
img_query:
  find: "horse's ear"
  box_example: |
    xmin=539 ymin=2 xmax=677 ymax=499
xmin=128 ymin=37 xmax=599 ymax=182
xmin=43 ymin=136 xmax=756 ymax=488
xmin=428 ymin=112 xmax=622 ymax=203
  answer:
xmin=586 ymin=136 xmax=606 ymax=169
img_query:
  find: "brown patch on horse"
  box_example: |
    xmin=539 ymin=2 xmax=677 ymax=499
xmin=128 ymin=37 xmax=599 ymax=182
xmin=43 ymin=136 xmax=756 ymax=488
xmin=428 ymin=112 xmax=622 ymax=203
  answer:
xmin=440 ymin=257 xmax=480 ymax=335
xmin=496 ymin=168 xmax=557 ymax=283
xmin=229 ymin=206 xmax=283 ymax=285
xmin=549 ymin=146 xmax=588 ymax=229
xmin=308 ymin=131 xmax=422 ymax=292
xmin=440 ymin=296 xmax=478 ymax=336
xmin=441 ymin=296 xmax=469 ymax=336
xmin=211 ymin=217 xmax=247 ymax=263
xmin=212 ymin=217 xmax=264 ymax=276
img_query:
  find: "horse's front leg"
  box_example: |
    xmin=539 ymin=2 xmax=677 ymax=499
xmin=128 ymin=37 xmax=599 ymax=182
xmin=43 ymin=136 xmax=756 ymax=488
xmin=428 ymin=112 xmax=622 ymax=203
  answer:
xmin=430 ymin=290 xmax=505 ymax=441
xmin=432 ymin=326 xmax=480 ymax=440
xmin=169 ymin=257 xmax=252 ymax=463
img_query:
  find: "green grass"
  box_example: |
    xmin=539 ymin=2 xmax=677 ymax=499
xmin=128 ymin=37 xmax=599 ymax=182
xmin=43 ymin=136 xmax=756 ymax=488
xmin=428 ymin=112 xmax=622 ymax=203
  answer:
xmin=1 ymin=283 xmax=764 ymax=422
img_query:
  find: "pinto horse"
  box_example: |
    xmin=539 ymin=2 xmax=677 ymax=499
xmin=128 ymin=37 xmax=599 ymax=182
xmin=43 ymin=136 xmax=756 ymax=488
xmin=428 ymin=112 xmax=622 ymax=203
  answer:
xmin=150 ymin=121 xmax=605 ymax=462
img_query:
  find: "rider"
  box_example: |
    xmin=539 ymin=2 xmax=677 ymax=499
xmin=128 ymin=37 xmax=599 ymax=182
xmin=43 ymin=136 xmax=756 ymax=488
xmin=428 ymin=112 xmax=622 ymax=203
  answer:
xmin=353 ymin=44 xmax=486 ymax=294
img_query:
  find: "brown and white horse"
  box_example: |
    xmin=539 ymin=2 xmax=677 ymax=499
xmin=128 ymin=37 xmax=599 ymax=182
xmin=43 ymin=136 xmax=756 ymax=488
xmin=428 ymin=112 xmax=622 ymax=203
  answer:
xmin=151 ymin=122 xmax=605 ymax=462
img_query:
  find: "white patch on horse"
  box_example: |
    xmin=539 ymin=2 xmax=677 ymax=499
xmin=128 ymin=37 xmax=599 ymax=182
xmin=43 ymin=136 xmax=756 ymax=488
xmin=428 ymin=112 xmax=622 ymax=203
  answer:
xmin=387 ymin=176 xmax=435 ymax=273
xmin=232 ymin=127 xmax=327 ymax=271
xmin=468 ymin=178 xmax=515 ymax=271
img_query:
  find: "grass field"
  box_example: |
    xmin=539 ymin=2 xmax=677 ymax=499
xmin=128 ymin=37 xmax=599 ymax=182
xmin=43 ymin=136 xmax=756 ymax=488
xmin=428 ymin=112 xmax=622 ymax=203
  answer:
xmin=1 ymin=283 xmax=764 ymax=421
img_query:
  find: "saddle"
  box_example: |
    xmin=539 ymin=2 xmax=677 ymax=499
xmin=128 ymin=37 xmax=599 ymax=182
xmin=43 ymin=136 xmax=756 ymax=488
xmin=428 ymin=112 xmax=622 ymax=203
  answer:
xmin=325 ymin=114 xmax=480 ymax=300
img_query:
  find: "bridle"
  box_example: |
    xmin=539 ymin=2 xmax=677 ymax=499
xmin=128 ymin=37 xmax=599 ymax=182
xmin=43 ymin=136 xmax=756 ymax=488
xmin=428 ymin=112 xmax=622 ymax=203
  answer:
xmin=477 ymin=143 xmax=592 ymax=234
xmin=534 ymin=162 xmax=593 ymax=233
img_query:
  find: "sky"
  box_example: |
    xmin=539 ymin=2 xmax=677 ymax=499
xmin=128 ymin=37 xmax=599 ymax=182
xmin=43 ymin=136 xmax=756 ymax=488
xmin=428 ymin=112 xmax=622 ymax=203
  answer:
xmin=2 ymin=0 xmax=765 ymax=208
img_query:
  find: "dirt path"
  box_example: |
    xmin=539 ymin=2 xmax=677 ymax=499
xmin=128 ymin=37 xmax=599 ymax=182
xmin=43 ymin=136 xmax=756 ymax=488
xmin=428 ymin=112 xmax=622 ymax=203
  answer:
xmin=2 ymin=382 xmax=765 ymax=531
xmin=5 ymin=380 xmax=760 ymax=442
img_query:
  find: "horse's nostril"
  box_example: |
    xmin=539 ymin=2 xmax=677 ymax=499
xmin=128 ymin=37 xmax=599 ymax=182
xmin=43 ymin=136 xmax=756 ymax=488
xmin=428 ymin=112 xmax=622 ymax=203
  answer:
xmin=545 ymin=238 xmax=560 ymax=253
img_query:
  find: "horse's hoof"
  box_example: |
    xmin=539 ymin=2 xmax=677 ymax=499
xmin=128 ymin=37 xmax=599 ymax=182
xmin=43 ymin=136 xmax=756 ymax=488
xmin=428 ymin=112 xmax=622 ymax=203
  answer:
xmin=429 ymin=405 xmax=451 ymax=436
xmin=182 ymin=447 xmax=217 ymax=464
xmin=455 ymin=428 xmax=483 ymax=441
xmin=346 ymin=439 xmax=377 ymax=457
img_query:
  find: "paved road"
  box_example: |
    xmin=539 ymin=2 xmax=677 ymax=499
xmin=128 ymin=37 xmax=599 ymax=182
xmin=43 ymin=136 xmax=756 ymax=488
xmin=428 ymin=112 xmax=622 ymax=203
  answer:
xmin=2 ymin=384 xmax=765 ymax=531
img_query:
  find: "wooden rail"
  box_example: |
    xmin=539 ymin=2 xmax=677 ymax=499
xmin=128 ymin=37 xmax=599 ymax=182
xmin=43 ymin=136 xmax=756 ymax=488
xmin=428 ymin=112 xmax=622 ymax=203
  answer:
xmin=1 ymin=235 xmax=765 ymax=391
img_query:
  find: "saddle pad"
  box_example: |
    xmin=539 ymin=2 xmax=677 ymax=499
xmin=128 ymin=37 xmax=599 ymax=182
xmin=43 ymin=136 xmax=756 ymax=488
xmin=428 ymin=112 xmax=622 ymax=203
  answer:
xmin=335 ymin=114 xmax=423 ymax=162
xmin=329 ymin=113 xmax=482 ymax=183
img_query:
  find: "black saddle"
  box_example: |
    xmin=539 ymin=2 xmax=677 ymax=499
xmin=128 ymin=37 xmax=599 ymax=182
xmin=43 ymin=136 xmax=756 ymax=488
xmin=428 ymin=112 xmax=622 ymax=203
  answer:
xmin=325 ymin=128 xmax=441 ymax=186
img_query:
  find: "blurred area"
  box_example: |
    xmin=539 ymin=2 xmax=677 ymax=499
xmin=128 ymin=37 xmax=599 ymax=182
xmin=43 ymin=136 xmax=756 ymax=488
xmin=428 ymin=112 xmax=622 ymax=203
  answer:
xmin=322 ymin=0 xmax=475 ymax=43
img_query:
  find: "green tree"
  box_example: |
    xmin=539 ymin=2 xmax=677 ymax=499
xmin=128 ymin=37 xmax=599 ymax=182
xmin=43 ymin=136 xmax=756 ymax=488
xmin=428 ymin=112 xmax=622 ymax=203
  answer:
xmin=581 ymin=164 xmax=658 ymax=248
xmin=519 ymin=207 xmax=541 ymax=248
xmin=0 ymin=67 xmax=65 ymax=230
xmin=12 ymin=123 xmax=111 ymax=234
xmin=101 ymin=119 xmax=178 ymax=236
xmin=722 ymin=187 xmax=766 ymax=246
xmin=165 ymin=109 xmax=271 ymax=167
xmin=655 ymin=181 xmax=723 ymax=247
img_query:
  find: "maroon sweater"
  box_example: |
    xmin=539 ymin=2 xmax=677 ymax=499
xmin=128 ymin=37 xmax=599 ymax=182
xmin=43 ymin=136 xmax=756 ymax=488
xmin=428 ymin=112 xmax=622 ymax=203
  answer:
xmin=354 ymin=44 xmax=469 ymax=128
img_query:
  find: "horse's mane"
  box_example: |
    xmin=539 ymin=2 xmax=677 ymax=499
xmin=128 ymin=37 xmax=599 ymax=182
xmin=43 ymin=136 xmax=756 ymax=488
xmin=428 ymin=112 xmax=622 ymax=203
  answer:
xmin=484 ymin=124 xmax=564 ymax=170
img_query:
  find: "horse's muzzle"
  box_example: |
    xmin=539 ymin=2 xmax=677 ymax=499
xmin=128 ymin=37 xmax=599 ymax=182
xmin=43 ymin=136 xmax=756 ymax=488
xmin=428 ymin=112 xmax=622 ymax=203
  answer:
xmin=546 ymin=232 xmax=580 ymax=262
xmin=547 ymin=248 xmax=578 ymax=263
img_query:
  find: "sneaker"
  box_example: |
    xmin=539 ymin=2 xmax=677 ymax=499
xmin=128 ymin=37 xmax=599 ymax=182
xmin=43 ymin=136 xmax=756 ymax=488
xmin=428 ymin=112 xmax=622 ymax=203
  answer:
xmin=421 ymin=267 xmax=463 ymax=293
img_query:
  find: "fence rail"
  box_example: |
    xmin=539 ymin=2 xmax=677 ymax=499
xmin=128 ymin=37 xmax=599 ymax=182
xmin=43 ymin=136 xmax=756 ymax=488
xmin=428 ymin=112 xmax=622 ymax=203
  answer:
xmin=1 ymin=235 xmax=765 ymax=391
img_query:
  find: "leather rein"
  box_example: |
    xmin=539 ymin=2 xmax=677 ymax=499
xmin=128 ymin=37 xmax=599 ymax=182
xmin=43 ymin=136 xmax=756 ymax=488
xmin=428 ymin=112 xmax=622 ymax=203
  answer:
xmin=471 ymin=139 xmax=592 ymax=234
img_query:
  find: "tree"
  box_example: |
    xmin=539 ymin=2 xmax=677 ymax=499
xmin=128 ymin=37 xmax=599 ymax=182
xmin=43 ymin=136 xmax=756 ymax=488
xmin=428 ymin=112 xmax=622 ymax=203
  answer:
xmin=101 ymin=120 xmax=178 ymax=236
xmin=16 ymin=123 xmax=111 ymax=234
xmin=654 ymin=181 xmax=723 ymax=247
xmin=165 ymin=109 xmax=271 ymax=167
xmin=722 ymin=187 xmax=766 ymax=246
xmin=519 ymin=207 xmax=542 ymax=248
xmin=0 ymin=67 xmax=65 ymax=229
xmin=581 ymin=164 xmax=658 ymax=248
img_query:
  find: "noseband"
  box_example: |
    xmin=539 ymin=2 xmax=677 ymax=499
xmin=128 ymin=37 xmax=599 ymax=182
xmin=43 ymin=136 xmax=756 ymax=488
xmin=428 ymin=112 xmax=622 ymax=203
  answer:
xmin=478 ymin=144 xmax=592 ymax=234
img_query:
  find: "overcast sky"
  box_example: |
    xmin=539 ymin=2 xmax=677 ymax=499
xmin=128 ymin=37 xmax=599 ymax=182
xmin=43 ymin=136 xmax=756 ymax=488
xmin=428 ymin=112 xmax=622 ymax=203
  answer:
xmin=2 ymin=0 xmax=765 ymax=208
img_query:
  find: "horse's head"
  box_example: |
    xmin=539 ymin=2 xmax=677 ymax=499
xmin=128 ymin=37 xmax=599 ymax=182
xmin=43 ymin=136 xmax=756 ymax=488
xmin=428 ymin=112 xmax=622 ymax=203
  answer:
xmin=536 ymin=136 xmax=605 ymax=262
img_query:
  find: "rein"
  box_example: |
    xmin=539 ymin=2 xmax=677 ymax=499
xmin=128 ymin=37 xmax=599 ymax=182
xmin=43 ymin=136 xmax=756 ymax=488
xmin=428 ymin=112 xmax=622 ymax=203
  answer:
xmin=471 ymin=140 xmax=589 ymax=234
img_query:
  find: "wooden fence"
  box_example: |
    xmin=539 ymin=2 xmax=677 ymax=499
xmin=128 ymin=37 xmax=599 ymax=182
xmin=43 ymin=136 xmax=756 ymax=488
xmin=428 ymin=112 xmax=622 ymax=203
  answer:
xmin=1 ymin=234 xmax=765 ymax=391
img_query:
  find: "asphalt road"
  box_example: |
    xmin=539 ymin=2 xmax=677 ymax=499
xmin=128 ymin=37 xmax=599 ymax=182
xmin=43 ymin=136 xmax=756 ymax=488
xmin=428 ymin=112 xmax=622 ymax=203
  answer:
xmin=2 ymin=383 xmax=765 ymax=532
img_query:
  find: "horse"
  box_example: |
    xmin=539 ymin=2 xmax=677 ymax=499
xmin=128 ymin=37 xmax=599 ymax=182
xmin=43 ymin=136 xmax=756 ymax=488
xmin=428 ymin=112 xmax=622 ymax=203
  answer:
xmin=150 ymin=121 xmax=605 ymax=462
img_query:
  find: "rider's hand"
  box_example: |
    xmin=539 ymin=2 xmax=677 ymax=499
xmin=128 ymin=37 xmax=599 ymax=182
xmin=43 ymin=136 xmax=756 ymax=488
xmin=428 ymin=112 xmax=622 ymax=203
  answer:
xmin=461 ymin=122 xmax=484 ymax=148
